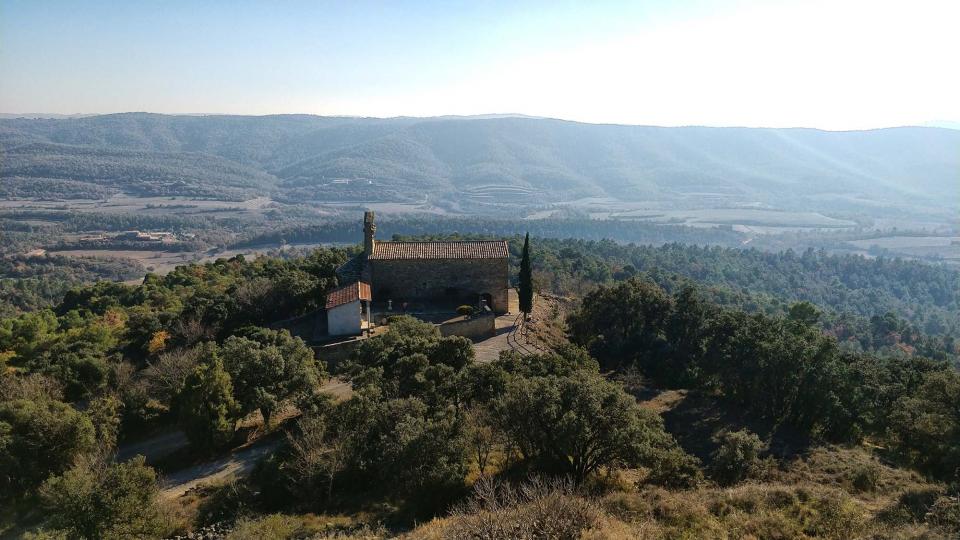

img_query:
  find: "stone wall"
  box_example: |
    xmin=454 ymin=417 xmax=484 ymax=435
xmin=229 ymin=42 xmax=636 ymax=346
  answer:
xmin=439 ymin=313 xmax=497 ymax=340
xmin=369 ymin=258 xmax=510 ymax=313
xmin=313 ymin=337 xmax=363 ymax=371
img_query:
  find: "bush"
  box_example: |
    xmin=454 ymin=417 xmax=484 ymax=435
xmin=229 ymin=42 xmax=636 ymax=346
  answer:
xmin=456 ymin=305 xmax=474 ymax=317
xmin=447 ymin=477 xmax=603 ymax=540
xmin=226 ymin=514 xmax=305 ymax=540
xmin=849 ymin=462 xmax=882 ymax=493
xmin=802 ymin=489 xmax=866 ymax=538
xmin=0 ymin=398 xmax=96 ymax=496
xmin=926 ymin=495 xmax=960 ymax=534
xmin=880 ymin=487 xmax=943 ymax=524
xmin=38 ymin=455 xmax=168 ymax=540
xmin=644 ymin=445 xmax=704 ymax=489
xmin=709 ymin=429 xmax=767 ymax=486
xmin=195 ymin=479 xmax=259 ymax=526
xmin=282 ymin=415 xmax=345 ymax=506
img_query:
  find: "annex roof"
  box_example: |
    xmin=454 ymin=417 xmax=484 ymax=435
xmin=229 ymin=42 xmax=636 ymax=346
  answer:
xmin=368 ymin=240 xmax=509 ymax=261
xmin=325 ymin=281 xmax=372 ymax=309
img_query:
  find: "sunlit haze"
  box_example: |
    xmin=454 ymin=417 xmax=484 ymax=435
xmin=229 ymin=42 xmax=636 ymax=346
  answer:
xmin=1 ymin=0 xmax=958 ymax=129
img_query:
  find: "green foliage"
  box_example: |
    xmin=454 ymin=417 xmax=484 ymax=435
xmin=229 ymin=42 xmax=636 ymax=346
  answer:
xmin=0 ymin=256 xmax=143 ymax=318
xmin=0 ymin=247 xmax=346 ymax=442
xmin=568 ymin=276 xmax=960 ymax=479
xmin=0 ymin=398 xmax=96 ymax=496
xmin=175 ymin=350 xmax=240 ymax=452
xmin=519 ymin=232 xmax=533 ymax=315
xmin=567 ymin=277 xmax=673 ymax=372
xmin=849 ymin=462 xmax=882 ymax=493
xmin=643 ymin=443 xmax=704 ymax=489
xmin=491 ymin=371 xmax=689 ymax=483
xmin=220 ymin=327 xmax=322 ymax=427
xmin=709 ymin=429 xmax=767 ymax=486
xmin=536 ymin=238 xmax=960 ymax=351
xmin=332 ymin=394 xmax=468 ymax=506
xmin=887 ymin=369 xmax=960 ymax=478
xmin=787 ymin=301 xmax=822 ymax=327
xmin=343 ymin=316 xmax=472 ymax=406
xmin=38 ymin=455 xmax=167 ymax=540
xmin=927 ymin=495 xmax=960 ymax=535
xmin=456 ymin=305 xmax=474 ymax=317
xmin=86 ymin=394 xmax=123 ymax=450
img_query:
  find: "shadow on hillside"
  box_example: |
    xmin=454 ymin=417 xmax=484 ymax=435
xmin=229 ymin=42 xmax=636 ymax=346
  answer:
xmin=658 ymin=390 xmax=813 ymax=464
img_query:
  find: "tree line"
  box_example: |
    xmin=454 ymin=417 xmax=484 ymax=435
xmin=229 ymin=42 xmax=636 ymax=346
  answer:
xmin=568 ymin=278 xmax=960 ymax=480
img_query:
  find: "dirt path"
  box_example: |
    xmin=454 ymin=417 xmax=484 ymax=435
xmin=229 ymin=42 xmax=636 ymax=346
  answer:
xmin=158 ymin=438 xmax=282 ymax=500
xmin=119 ymin=377 xmax=351 ymax=501
xmin=472 ymin=314 xmax=519 ymax=363
xmin=135 ymin=296 xmax=532 ymax=501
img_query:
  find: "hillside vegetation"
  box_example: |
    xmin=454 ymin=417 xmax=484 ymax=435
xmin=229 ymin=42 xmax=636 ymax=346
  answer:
xmin=1 ymin=239 xmax=958 ymax=538
xmin=2 ymin=114 xmax=957 ymax=215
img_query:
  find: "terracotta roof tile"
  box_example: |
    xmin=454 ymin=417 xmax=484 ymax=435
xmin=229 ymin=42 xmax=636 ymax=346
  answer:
xmin=369 ymin=240 xmax=508 ymax=260
xmin=325 ymin=282 xmax=372 ymax=309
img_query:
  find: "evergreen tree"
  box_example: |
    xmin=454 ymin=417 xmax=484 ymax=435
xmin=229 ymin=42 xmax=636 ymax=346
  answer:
xmin=519 ymin=233 xmax=533 ymax=318
xmin=176 ymin=346 xmax=239 ymax=452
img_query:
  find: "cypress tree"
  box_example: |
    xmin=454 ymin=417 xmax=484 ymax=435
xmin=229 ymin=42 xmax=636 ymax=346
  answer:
xmin=519 ymin=233 xmax=533 ymax=318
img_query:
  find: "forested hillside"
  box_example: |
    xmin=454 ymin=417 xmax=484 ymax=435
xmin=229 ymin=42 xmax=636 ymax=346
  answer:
xmin=2 ymin=114 xmax=957 ymax=213
xmin=525 ymin=239 xmax=960 ymax=342
xmin=1 ymin=244 xmax=957 ymax=538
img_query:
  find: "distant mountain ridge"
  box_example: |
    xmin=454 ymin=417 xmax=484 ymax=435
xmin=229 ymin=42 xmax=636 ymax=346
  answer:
xmin=1 ymin=113 xmax=957 ymax=212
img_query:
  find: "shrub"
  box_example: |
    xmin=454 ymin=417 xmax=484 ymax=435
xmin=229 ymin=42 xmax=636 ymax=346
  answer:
xmin=644 ymin=445 xmax=704 ymax=489
xmin=456 ymin=305 xmax=474 ymax=317
xmin=926 ymin=495 xmax=960 ymax=534
xmin=880 ymin=487 xmax=943 ymax=524
xmin=226 ymin=514 xmax=305 ymax=540
xmin=0 ymin=398 xmax=96 ymax=496
xmin=849 ymin=461 xmax=882 ymax=493
xmin=195 ymin=479 xmax=259 ymax=526
xmin=709 ymin=429 xmax=767 ymax=486
xmin=446 ymin=477 xmax=603 ymax=540
xmin=38 ymin=456 xmax=168 ymax=540
xmin=0 ymin=372 xmax=64 ymax=402
xmin=801 ymin=489 xmax=866 ymax=538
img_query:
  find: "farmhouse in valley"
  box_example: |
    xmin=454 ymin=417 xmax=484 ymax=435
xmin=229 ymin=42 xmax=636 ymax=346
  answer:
xmin=334 ymin=212 xmax=511 ymax=330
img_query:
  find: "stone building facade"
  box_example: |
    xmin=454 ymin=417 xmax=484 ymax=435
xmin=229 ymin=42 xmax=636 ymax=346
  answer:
xmin=338 ymin=212 xmax=511 ymax=314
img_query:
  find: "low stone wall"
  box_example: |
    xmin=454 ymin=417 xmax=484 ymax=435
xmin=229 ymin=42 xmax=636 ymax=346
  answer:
xmin=439 ymin=313 xmax=496 ymax=341
xmin=313 ymin=338 xmax=364 ymax=371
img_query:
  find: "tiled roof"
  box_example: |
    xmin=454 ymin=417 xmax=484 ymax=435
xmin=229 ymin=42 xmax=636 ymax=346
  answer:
xmin=369 ymin=240 xmax=509 ymax=260
xmin=325 ymin=282 xmax=372 ymax=309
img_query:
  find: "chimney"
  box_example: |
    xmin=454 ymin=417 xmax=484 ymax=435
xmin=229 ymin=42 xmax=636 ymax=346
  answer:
xmin=363 ymin=211 xmax=376 ymax=256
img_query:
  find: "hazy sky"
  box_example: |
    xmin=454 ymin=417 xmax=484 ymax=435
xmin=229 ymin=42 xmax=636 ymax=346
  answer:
xmin=1 ymin=0 xmax=958 ymax=129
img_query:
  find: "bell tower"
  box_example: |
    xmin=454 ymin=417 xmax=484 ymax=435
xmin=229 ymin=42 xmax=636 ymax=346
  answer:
xmin=363 ymin=211 xmax=376 ymax=256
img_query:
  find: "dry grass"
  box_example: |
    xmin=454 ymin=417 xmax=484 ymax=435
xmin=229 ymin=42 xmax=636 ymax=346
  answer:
xmin=525 ymin=292 xmax=572 ymax=351
xmin=224 ymin=514 xmax=387 ymax=540
xmin=406 ymin=444 xmax=951 ymax=540
xmin=411 ymin=477 xmax=633 ymax=540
